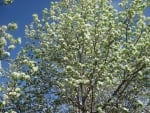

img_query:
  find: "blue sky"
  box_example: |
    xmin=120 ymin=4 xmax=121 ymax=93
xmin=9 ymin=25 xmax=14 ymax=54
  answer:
xmin=0 ymin=0 xmax=149 ymax=67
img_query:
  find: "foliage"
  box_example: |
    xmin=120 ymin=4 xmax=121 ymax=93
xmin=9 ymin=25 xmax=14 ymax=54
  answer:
xmin=0 ymin=23 xmax=21 ymax=113
xmin=3 ymin=0 xmax=14 ymax=5
xmin=1 ymin=0 xmax=150 ymax=113
xmin=0 ymin=23 xmax=20 ymax=65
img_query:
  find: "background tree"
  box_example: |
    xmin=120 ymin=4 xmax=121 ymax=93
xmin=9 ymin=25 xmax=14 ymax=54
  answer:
xmin=0 ymin=2 xmax=22 ymax=112
xmin=0 ymin=23 xmax=22 ymax=113
xmin=1 ymin=0 xmax=150 ymax=113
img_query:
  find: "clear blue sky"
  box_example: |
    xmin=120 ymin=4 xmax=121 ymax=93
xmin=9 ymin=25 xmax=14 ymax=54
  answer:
xmin=0 ymin=0 xmax=149 ymax=66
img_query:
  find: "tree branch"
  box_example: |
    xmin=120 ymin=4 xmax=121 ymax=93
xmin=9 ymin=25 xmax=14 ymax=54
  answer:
xmin=102 ymin=63 xmax=146 ymax=109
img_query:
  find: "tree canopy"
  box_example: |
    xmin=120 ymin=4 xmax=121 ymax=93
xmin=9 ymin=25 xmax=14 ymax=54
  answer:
xmin=0 ymin=0 xmax=150 ymax=113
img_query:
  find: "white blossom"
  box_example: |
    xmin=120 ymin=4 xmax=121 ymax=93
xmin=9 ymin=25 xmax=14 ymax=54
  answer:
xmin=8 ymin=45 xmax=15 ymax=50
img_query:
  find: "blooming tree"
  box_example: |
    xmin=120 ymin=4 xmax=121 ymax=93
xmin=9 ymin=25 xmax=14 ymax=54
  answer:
xmin=23 ymin=0 xmax=150 ymax=112
xmin=0 ymin=23 xmax=22 ymax=113
xmin=1 ymin=0 xmax=150 ymax=112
